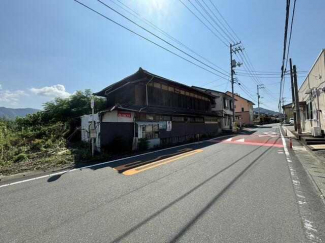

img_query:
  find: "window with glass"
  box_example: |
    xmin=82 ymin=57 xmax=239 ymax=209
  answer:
xmin=141 ymin=124 xmax=159 ymax=139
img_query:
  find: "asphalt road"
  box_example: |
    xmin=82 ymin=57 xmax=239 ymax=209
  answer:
xmin=1 ymin=124 xmax=324 ymax=242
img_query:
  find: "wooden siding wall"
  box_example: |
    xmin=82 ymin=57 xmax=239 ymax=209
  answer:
xmin=147 ymin=81 xmax=210 ymax=111
xmin=106 ymin=84 xmax=135 ymax=107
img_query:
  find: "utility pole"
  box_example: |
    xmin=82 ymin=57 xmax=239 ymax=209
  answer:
xmin=230 ymin=42 xmax=243 ymax=130
xmin=293 ymin=65 xmax=302 ymax=134
xmin=282 ymin=97 xmax=287 ymax=122
xmin=90 ymin=97 xmax=95 ymax=156
xmin=257 ymin=84 xmax=264 ymax=122
xmin=230 ymin=43 xmax=234 ymax=128
xmin=289 ymin=58 xmax=297 ymax=131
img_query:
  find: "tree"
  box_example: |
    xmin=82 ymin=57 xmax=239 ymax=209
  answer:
xmin=41 ymin=89 xmax=106 ymax=123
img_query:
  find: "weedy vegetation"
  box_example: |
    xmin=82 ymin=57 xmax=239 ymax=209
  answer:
xmin=0 ymin=89 xmax=107 ymax=176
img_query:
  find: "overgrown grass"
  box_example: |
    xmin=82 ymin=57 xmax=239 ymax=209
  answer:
xmin=0 ymin=120 xmax=98 ymax=176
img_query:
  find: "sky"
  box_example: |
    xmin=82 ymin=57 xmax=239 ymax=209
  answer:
xmin=0 ymin=0 xmax=324 ymax=111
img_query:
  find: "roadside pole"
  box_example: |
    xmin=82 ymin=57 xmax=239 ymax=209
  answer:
xmin=257 ymin=84 xmax=264 ymax=123
xmin=289 ymin=58 xmax=297 ymax=131
xmin=91 ymin=97 xmax=95 ymax=157
xmin=257 ymin=85 xmax=260 ymax=121
xmin=293 ymin=65 xmax=302 ymax=134
xmin=230 ymin=43 xmax=235 ymax=129
xmin=230 ymin=42 xmax=243 ymax=131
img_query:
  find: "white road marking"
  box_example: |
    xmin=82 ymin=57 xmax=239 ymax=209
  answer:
xmin=279 ymin=126 xmax=322 ymax=242
xmin=225 ymin=137 xmax=233 ymax=142
xmin=258 ymin=134 xmax=278 ymax=138
xmin=236 ymin=138 xmax=245 ymax=143
xmin=0 ymin=134 xmax=233 ymax=189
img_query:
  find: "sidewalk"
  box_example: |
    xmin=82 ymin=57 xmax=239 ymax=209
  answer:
xmin=283 ymin=126 xmax=325 ymax=203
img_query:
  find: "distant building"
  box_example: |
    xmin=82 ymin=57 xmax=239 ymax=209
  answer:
xmin=192 ymin=87 xmax=234 ymax=130
xmin=82 ymin=68 xmax=222 ymax=151
xmin=282 ymin=103 xmax=294 ymax=123
xmin=298 ymin=49 xmax=325 ymax=134
xmin=226 ymin=92 xmax=255 ymax=126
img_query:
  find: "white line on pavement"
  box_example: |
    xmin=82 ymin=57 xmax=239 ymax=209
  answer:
xmin=0 ymin=134 xmax=233 ymax=189
xmin=279 ymin=126 xmax=321 ymax=242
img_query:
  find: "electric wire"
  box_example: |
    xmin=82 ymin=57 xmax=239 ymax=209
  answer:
xmin=178 ymin=0 xmax=229 ymax=47
xmin=108 ymin=0 xmax=229 ymax=74
xmin=98 ymin=0 xmax=230 ymax=78
xmin=194 ymin=0 xmax=236 ymax=43
xmin=74 ymin=0 xmax=229 ymax=80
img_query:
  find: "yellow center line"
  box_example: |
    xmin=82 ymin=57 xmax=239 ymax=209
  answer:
xmin=113 ymin=148 xmax=193 ymax=172
xmin=123 ymin=149 xmax=203 ymax=176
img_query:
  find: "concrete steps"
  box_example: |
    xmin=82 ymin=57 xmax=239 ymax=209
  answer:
xmin=301 ymin=137 xmax=325 ymax=150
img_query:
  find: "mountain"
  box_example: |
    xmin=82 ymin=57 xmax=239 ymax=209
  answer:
xmin=0 ymin=107 xmax=40 ymax=119
xmin=253 ymin=107 xmax=281 ymax=116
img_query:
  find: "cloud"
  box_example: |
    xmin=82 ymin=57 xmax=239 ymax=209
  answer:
xmin=0 ymin=90 xmax=27 ymax=104
xmin=30 ymin=84 xmax=70 ymax=98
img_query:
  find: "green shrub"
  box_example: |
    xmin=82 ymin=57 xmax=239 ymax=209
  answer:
xmin=13 ymin=153 xmax=28 ymax=163
xmin=30 ymin=139 xmax=43 ymax=151
xmin=138 ymin=138 xmax=149 ymax=151
xmin=44 ymin=139 xmax=53 ymax=148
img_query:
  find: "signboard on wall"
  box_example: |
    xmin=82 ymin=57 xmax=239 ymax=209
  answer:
xmin=118 ymin=112 xmax=131 ymax=118
xmin=166 ymin=121 xmax=172 ymax=131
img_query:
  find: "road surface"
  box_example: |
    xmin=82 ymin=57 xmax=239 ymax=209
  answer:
xmin=1 ymin=124 xmax=324 ymax=242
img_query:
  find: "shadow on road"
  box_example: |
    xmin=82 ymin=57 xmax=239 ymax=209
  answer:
xmin=45 ymin=131 xmax=257 ymax=183
xmin=47 ymin=173 xmax=65 ymax=183
xmin=110 ymin=137 xmax=279 ymax=243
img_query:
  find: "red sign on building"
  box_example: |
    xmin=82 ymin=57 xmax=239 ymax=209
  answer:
xmin=118 ymin=111 xmax=132 ymax=118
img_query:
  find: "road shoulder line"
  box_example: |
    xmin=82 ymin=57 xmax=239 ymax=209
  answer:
xmin=0 ymin=134 xmax=233 ymax=189
xmin=280 ymin=125 xmax=323 ymax=242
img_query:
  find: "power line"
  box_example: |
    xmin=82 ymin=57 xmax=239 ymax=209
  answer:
xmin=191 ymin=0 xmax=276 ymax=105
xmin=284 ymin=0 xmax=297 ymax=72
xmin=279 ymin=0 xmax=291 ymax=111
xmin=74 ymin=0 xmax=229 ymax=80
xmin=280 ymin=0 xmax=297 ymax=109
xmin=98 ymin=0 xmax=230 ymax=78
xmin=108 ymin=0 xmax=229 ymax=74
xmin=236 ymin=51 xmax=278 ymax=101
xmin=203 ymin=0 xmax=278 ymax=108
xmin=192 ymin=0 xmax=279 ymax=109
xmin=236 ymin=69 xmax=307 ymax=74
xmin=209 ymin=81 xmax=230 ymax=89
xmin=207 ymin=0 xmax=241 ymax=42
xmin=194 ymin=0 xmax=236 ymax=43
xmin=237 ymin=83 xmax=257 ymax=103
xmin=178 ymin=0 xmax=229 ymax=47
xmin=188 ymin=0 xmax=231 ymax=44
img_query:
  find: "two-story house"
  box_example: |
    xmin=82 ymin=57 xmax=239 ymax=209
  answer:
xmin=192 ymin=87 xmax=234 ymax=130
xmin=82 ymin=68 xmax=222 ymax=151
xmin=226 ymin=92 xmax=255 ymax=126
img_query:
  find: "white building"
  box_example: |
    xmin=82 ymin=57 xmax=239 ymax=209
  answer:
xmin=298 ymin=49 xmax=325 ymax=135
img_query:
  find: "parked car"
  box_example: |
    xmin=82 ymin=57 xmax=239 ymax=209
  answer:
xmin=289 ymin=118 xmax=294 ymax=125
